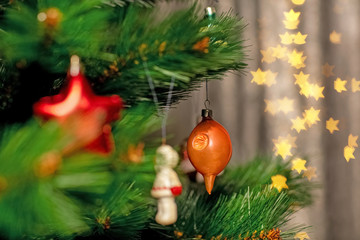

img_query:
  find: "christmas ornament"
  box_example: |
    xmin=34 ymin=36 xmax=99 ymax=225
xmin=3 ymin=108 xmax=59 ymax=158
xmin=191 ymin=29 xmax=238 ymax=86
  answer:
xmin=187 ymin=78 xmax=232 ymax=195
xmin=179 ymin=139 xmax=203 ymax=183
xmin=143 ymin=62 xmax=181 ymax=225
xmin=151 ymin=144 xmax=182 ymax=225
xmin=187 ymin=108 xmax=232 ymax=194
xmin=37 ymin=8 xmax=63 ymax=28
xmin=33 ymin=55 xmax=123 ymax=155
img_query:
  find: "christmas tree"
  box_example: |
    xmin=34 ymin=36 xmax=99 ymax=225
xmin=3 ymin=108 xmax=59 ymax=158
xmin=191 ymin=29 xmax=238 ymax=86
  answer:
xmin=0 ymin=1 xmax=314 ymax=239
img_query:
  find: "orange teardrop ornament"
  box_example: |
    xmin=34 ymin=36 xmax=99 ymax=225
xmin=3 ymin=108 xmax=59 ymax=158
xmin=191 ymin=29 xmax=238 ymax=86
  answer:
xmin=187 ymin=109 xmax=232 ymax=194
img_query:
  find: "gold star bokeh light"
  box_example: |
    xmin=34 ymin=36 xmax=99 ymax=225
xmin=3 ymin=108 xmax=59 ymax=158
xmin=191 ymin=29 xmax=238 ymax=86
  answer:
xmin=348 ymin=134 xmax=358 ymax=148
xmin=294 ymin=231 xmax=310 ymax=240
xmin=280 ymin=32 xmax=307 ymax=45
xmin=271 ymin=175 xmax=289 ymax=192
xmin=330 ymin=30 xmax=342 ymax=44
xmin=299 ymin=82 xmax=324 ymax=100
xmin=326 ymin=117 xmax=339 ymax=134
xmin=351 ymin=78 xmax=360 ymax=92
xmin=303 ymin=107 xmax=320 ymax=127
xmin=273 ymin=135 xmax=297 ymax=159
xmin=294 ymin=71 xmax=309 ymax=86
xmin=251 ymin=68 xmax=267 ymax=85
xmin=252 ymin=0 xmax=360 ymax=198
xmin=274 ymin=140 xmax=293 ymax=159
xmin=291 ymin=0 xmax=306 ymax=6
xmin=272 ymin=44 xmax=288 ymax=60
xmin=293 ymin=32 xmax=307 ymax=44
xmin=344 ymin=145 xmax=355 ymax=162
xmin=322 ymin=63 xmax=335 ymax=77
xmin=264 ymin=70 xmax=278 ymax=87
xmin=264 ymin=98 xmax=295 ymax=115
xmin=277 ymin=97 xmax=294 ymax=114
xmin=286 ymin=9 xmax=301 ymax=20
xmin=264 ymin=99 xmax=277 ymax=116
xmin=303 ymin=166 xmax=317 ymax=181
xmin=291 ymin=117 xmax=307 ymax=133
xmin=261 ymin=47 xmax=276 ymax=63
xmin=334 ymin=77 xmax=347 ymax=93
xmin=256 ymin=1 xmax=325 ymax=196
xmin=280 ymin=32 xmax=294 ymax=45
xmin=343 ymin=133 xmax=358 ymax=163
xmin=288 ymin=49 xmax=306 ymax=69
xmin=251 ymin=68 xmax=278 ymax=86
xmin=291 ymin=158 xmax=307 ymax=174
xmin=283 ymin=9 xmax=300 ymax=30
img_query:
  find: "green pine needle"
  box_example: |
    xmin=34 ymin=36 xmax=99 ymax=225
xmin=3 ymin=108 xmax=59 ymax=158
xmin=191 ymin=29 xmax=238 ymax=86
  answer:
xmin=0 ymin=2 xmax=246 ymax=120
xmin=89 ymin=4 xmax=247 ymax=107
xmin=0 ymin=0 xmax=110 ymax=72
xmin=217 ymin=156 xmax=317 ymax=207
xmin=87 ymin=183 xmax=153 ymax=239
xmin=149 ymin=155 xmax=315 ymax=239
xmin=0 ymin=121 xmax=88 ymax=239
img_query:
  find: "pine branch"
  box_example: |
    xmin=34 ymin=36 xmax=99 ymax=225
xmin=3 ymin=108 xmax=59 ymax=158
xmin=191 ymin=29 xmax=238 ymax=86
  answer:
xmin=54 ymin=153 xmax=113 ymax=198
xmin=0 ymin=106 xmax=161 ymax=239
xmin=0 ymin=119 xmax=314 ymax=239
xmin=217 ymin=156 xmax=317 ymax=207
xmin=102 ymin=0 xmax=156 ymax=8
xmin=82 ymin=183 xmax=153 ymax=240
xmin=0 ymin=2 xmax=246 ymax=123
xmin=0 ymin=0 xmax=110 ymax=72
xmin=150 ymin=187 xmax=306 ymax=240
xmin=87 ymin=4 xmax=246 ymax=107
xmin=51 ymin=104 xmax=161 ymax=204
xmin=112 ymin=103 xmax=160 ymax=155
xmin=148 ymin=156 xmax=314 ymax=240
xmin=0 ymin=0 xmax=10 ymax=13
xmin=0 ymin=121 xmax=89 ymax=239
xmin=0 ymin=0 xmax=111 ymax=123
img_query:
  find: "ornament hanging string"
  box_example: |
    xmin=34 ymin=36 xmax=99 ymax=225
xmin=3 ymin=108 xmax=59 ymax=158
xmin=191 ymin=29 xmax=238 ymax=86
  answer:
xmin=143 ymin=61 xmax=175 ymax=144
xmin=204 ymin=79 xmax=210 ymax=109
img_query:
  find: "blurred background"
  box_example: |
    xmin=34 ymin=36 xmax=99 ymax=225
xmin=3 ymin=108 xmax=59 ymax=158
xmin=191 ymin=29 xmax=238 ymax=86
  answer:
xmin=169 ymin=0 xmax=360 ymax=239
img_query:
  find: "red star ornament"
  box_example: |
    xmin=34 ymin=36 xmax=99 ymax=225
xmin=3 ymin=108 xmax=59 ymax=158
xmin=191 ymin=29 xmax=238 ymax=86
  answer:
xmin=33 ymin=56 xmax=123 ymax=155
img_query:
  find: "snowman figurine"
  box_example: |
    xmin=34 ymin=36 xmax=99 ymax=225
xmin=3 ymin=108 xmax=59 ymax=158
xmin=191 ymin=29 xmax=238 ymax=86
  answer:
xmin=151 ymin=144 xmax=182 ymax=225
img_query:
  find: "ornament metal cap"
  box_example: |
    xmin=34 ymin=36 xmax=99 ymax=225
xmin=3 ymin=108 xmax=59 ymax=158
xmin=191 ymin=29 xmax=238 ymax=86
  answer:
xmin=205 ymin=7 xmax=216 ymax=20
xmin=70 ymin=55 xmax=81 ymax=76
xmin=202 ymin=109 xmax=213 ymax=118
